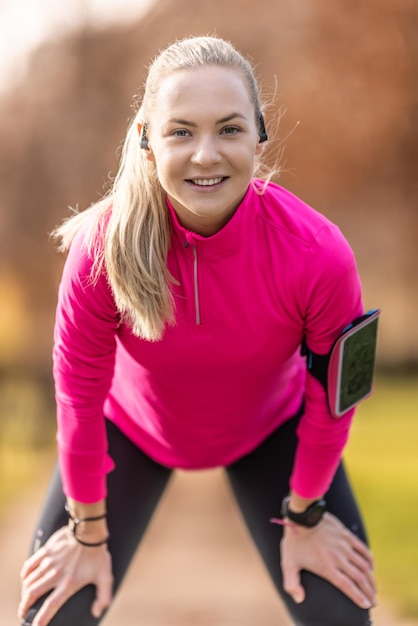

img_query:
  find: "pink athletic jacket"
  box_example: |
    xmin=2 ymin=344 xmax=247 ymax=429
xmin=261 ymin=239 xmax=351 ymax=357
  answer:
xmin=53 ymin=179 xmax=363 ymax=503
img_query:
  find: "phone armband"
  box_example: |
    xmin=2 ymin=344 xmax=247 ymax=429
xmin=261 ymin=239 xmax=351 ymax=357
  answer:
xmin=302 ymin=309 xmax=381 ymax=418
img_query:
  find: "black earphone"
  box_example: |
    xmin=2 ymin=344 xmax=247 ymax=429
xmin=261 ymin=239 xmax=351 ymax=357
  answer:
xmin=139 ymin=115 xmax=268 ymax=149
xmin=139 ymin=124 xmax=149 ymax=150
xmin=258 ymin=113 xmax=268 ymax=143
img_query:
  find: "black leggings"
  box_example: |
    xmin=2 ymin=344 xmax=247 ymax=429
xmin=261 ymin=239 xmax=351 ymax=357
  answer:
xmin=23 ymin=413 xmax=372 ymax=626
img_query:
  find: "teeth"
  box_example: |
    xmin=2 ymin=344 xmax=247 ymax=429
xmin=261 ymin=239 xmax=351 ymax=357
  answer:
xmin=192 ymin=177 xmax=223 ymax=186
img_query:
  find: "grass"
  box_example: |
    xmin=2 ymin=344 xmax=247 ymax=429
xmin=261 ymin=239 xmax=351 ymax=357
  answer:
xmin=345 ymin=376 xmax=418 ymax=618
xmin=0 ymin=375 xmax=56 ymax=514
xmin=0 ymin=445 xmax=54 ymax=512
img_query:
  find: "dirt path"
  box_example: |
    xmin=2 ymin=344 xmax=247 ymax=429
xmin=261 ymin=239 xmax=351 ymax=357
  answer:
xmin=0 ymin=469 xmax=414 ymax=625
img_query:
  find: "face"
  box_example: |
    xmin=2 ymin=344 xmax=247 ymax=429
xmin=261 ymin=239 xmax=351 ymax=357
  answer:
xmin=144 ymin=66 xmax=263 ymax=236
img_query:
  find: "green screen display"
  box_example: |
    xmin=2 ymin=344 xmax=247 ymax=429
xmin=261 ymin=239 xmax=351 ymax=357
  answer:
xmin=338 ymin=319 xmax=379 ymax=413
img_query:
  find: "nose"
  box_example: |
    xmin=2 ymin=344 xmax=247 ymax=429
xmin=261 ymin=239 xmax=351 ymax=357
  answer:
xmin=190 ymin=135 xmax=222 ymax=167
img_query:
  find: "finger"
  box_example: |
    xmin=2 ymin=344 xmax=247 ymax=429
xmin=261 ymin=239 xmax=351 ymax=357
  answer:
xmin=333 ymin=541 xmax=377 ymax=601
xmin=348 ymin=534 xmax=375 ymax=568
xmin=18 ymin=569 xmax=57 ymax=620
xmin=20 ymin=549 xmax=47 ymax=579
xmin=330 ymin=569 xmax=374 ymax=610
xmin=91 ymin=570 xmax=114 ymax=618
xmin=29 ymin=586 xmax=75 ymax=626
xmin=365 ymin=566 xmax=377 ymax=599
xmin=337 ymin=539 xmax=375 ymax=576
xmin=281 ymin=562 xmax=305 ymax=604
xmin=329 ymin=516 xmax=374 ymax=563
xmin=339 ymin=560 xmax=376 ymax=605
xmin=21 ymin=557 xmax=55 ymax=592
xmin=347 ymin=551 xmax=377 ymax=594
xmin=347 ymin=548 xmax=376 ymax=593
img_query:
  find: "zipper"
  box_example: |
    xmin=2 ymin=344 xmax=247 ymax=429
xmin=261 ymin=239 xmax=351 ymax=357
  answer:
xmin=193 ymin=246 xmax=201 ymax=325
xmin=184 ymin=240 xmax=201 ymax=325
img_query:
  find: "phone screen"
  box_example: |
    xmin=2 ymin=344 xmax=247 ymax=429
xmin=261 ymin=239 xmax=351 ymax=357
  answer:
xmin=337 ymin=316 xmax=379 ymax=415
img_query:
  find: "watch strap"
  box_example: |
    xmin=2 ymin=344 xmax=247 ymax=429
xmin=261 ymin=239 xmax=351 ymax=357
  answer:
xmin=281 ymin=496 xmax=327 ymax=528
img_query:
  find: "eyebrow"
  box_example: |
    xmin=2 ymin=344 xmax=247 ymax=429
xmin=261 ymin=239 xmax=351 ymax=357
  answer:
xmin=168 ymin=112 xmax=248 ymax=127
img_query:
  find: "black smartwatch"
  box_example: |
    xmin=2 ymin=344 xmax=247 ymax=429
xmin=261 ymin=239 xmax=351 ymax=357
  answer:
xmin=281 ymin=496 xmax=327 ymax=528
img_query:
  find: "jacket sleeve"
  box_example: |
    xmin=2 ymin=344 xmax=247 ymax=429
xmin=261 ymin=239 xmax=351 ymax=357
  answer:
xmin=290 ymin=222 xmax=363 ymax=498
xmin=53 ymin=227 xmax=120 ymax=503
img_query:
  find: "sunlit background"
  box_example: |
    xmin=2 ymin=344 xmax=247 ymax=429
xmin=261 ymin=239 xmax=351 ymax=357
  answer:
xmin=0 ymin=0 xmax=154 ymax=90
xmin=0 ymin=1 xmax=417 ymax=624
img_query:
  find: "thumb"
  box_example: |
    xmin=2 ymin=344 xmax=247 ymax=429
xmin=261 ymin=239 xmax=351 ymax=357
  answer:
xmin=91 ymin=574 xmax=113 ymax=618
xmin=282 ymin=563 xmax=305 ymax=604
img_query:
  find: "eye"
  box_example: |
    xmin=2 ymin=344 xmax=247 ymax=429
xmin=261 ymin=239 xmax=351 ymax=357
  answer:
xmin=221 ymin=126 xmax=241 ymax=136
xmin=172 ymin=129 xmax=191 ymax=138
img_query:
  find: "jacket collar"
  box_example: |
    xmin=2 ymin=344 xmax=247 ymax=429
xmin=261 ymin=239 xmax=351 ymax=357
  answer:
xmin=166 ymin=180 xmax=262 ymax=259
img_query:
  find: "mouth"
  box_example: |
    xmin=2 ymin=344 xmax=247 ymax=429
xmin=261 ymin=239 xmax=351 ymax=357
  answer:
xmin=186 ymin=176 xmax=228 ymax=188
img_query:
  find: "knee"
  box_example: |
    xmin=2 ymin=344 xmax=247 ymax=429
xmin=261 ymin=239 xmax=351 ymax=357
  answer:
xmin=287 ymin=599 xmax=371 ymax=626
xmin=21 ymin=586 xmax=103 ymax=626
xmin=284 ymin=573 xmax=372 ymax=626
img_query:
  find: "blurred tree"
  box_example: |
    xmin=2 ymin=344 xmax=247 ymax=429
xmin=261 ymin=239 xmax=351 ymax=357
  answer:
xmin=0 ymin=0 xmax=416 ymax=379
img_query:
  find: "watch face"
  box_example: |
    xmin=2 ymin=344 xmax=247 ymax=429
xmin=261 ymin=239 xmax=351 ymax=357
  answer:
xmin=306 ymin=502 xmax=327 ymax=527
xmin=282 ymin=497 xmax=327 ymax=527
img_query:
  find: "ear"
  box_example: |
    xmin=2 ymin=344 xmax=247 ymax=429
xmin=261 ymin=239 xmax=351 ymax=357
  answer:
xmin=255 ymin=141 xmax=265 ymax=156
xmin=144 ymin=147 xmax=155 ymax=162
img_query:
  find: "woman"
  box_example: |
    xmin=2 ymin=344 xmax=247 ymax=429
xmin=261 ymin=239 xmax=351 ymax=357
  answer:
xmin=18 ymin=36 xmax=376 ymax=626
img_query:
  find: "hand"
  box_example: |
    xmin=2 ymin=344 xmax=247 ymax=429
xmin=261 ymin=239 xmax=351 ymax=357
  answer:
xmin=280 ymin=513 xmax=376 ymax=609
xmin=18 ymin=526 xmax=113 ymax=626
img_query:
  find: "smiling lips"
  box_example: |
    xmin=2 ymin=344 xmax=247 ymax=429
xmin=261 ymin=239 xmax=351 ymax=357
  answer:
xmin=188 ymin=177 xmax=227 ymax=187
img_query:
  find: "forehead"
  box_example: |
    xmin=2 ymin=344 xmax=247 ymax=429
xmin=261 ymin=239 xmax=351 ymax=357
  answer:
xmin=152 ymin=66 xmax=254 ymax=120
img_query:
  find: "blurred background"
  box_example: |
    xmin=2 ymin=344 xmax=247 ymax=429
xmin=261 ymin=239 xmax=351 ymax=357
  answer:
xmin=0 ymin=0 xmax=417 ymax=623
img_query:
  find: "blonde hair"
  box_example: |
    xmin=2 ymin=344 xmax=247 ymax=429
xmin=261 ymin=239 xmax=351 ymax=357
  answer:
xmin=53 ymin=36 xmax=271 ymax=341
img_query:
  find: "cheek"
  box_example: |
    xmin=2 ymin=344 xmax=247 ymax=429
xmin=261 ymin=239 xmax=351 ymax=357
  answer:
xmin=154 ymin=159 xmax=183 ymax=198
xmin=154 ymin=151 xmax=178 ymax=177
xmin=235 ymin=143 xmax=257 ymax=164
xmin=152 ymin=155 xmax=171 ymax=183
xmin=238 ymin=152 xmax=257 ymax=177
